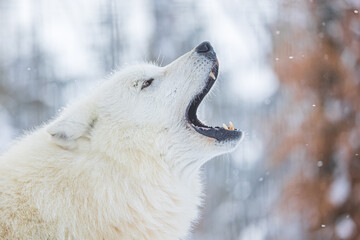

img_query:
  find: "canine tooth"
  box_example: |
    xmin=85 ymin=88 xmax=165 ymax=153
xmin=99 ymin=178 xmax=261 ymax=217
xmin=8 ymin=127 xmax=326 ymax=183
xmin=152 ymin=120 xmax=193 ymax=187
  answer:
xmin=229 ymin=121 xmax=234 ymax=131
xmin=222 ymin=123 xmax=228 ymax=130
xmin=209 ymin=72 xmax=216 ymax=80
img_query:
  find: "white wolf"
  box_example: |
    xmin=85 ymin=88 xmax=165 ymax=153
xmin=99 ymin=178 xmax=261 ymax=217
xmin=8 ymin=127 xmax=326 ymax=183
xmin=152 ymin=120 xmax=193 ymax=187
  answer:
xmin=0 ymin=42 xmax=242 ymax=239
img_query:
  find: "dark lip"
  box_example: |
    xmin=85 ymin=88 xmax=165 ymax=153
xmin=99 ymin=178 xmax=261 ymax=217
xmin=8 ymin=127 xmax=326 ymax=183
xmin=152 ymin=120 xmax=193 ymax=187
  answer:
xmin=185 ymin=61 xmax=243 ymax=142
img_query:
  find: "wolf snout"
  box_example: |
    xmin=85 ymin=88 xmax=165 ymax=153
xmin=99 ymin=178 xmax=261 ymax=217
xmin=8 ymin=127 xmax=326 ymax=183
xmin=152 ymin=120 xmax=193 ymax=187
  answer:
xmin=195 ymin=41 xmax=216 ymax=60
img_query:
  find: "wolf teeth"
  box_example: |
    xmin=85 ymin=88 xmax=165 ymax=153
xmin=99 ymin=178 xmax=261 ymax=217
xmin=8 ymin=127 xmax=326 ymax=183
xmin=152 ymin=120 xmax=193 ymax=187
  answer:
xmin=222 ymin=121 xmax=234 ymax=130
xmin=209 ymin=72 xmax=216 ymax=80
xmin=229 ymin=121 xmax=234 ymax=131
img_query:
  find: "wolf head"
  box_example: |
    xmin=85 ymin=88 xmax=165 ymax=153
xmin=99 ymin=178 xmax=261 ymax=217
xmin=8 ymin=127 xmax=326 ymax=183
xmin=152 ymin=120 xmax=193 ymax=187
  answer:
xmin=48 ymin=42 xmax=242 ymax=174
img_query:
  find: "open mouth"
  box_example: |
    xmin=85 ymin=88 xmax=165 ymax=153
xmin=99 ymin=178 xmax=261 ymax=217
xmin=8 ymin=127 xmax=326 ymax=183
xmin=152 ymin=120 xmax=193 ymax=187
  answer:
xmin=186 ymin=62 xmax=242 ymax=142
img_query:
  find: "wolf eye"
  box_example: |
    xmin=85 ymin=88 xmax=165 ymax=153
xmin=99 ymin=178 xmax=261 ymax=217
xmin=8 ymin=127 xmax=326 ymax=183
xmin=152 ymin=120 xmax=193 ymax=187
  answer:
xmin=141 ymin=78 xmax=154 ymax=90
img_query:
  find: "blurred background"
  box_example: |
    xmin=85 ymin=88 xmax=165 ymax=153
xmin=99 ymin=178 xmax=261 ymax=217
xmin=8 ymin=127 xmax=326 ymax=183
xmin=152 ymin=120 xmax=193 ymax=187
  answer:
xmin=0 ymin=0 xmax=359 ymax=239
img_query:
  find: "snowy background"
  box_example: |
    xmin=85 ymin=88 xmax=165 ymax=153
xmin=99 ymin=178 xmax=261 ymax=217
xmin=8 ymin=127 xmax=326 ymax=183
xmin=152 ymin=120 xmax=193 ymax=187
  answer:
xmin=1 ymin=0 xmax=360 ymax=239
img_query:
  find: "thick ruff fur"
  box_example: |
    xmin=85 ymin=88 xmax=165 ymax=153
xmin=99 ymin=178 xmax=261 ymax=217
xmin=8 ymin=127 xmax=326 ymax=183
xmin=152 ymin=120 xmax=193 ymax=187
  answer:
xmin=0 ymin=44 xmax=241 ymax=239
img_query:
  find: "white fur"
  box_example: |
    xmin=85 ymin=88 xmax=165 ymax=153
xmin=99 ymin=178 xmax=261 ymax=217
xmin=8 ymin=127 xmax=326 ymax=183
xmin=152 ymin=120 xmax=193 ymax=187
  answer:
xmin=0 ymin=46 xmax=241 ymax=239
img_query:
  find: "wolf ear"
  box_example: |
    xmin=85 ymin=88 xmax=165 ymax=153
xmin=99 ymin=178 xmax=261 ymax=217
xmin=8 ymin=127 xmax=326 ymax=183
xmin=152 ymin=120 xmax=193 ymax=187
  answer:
xmin=47 ymin=98 xmax=97 ymax=149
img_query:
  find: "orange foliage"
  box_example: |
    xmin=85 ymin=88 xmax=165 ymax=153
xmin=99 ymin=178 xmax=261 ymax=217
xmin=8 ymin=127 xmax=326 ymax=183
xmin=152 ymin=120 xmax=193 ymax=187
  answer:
xmin=271 ymin=1 xmax=360 ymax=239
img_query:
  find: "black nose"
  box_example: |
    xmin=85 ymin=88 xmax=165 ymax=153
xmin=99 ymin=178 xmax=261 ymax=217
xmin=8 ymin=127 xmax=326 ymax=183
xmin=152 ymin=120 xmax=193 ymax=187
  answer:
xmin=195 ymin=41 xmax=216 ymax=60
xmin=195 ymin=41 xmax=213 ymax=53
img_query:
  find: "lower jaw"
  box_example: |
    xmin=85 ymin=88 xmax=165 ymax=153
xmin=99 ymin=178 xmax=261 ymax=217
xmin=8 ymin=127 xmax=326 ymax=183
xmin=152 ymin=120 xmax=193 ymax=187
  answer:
xmin=193 ymin=126 xmax=242 ymax=142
